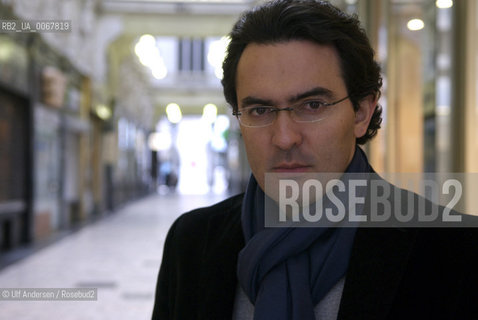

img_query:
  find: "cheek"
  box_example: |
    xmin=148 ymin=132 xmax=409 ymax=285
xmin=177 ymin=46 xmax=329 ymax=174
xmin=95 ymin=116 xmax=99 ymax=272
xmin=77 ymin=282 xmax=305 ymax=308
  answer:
xmin=241 ymin=129 xmax=266 ymax=162
xmin=320 ymin=117 xmax=354 ymax=141
xmin=241 ymin=129 xmax=254 ymax=149
xmin=306 ymin=117 xmax=356 ymax=159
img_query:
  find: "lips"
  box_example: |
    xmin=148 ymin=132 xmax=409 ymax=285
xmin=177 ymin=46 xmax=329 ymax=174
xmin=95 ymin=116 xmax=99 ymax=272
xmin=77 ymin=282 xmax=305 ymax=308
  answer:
xmin=271 ymin=163 xmax=312 ymax=173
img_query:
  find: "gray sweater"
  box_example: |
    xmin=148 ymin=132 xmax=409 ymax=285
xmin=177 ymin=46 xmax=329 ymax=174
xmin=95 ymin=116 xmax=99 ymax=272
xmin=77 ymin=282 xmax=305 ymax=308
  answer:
xmin=232 ymin=277 xmax=345 ymax=320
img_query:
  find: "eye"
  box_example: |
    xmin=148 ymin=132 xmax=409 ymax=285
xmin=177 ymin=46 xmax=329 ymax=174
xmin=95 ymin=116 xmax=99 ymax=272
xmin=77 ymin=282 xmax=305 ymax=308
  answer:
xmin=247 ymin=106 xmax=272 ymax=116
xmin=302 ymin=100 xmax=325 ymax=111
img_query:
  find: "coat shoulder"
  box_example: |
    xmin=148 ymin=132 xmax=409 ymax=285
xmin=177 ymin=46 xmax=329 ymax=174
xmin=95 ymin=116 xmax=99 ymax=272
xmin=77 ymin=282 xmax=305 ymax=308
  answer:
xmin=171 ymin=193 xmax=244 ymax=238
xmin=152 ymin=193 xmax=244 ymax=320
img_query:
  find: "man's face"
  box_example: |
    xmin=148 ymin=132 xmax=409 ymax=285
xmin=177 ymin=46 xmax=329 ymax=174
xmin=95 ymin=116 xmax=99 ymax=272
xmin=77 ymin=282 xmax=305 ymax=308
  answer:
xmin=236 ymin=40 xmax=374 ymax=191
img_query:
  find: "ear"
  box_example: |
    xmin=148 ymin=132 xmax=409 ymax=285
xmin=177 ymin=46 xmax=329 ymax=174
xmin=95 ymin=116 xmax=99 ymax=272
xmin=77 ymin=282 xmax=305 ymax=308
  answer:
xmin=354 ymin=95 xmax=377 ymax=138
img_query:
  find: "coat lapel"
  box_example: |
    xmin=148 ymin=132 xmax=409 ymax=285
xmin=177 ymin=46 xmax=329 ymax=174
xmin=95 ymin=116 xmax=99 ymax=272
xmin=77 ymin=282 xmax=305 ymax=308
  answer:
xmin=198 ymin=203 xmax=245 ymax=319
xmin=337 ymin=227 xmax=418 ymax=320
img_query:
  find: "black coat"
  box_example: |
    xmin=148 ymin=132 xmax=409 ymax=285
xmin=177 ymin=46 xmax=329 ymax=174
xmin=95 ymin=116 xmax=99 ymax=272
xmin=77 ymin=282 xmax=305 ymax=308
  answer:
xmin=152 ymin=193 xmax=478 ymax=319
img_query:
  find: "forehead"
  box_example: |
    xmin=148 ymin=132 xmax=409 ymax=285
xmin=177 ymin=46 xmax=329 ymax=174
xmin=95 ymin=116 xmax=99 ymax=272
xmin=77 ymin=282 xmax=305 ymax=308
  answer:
xmin=236 ymin=41 xmax=346 ymax=102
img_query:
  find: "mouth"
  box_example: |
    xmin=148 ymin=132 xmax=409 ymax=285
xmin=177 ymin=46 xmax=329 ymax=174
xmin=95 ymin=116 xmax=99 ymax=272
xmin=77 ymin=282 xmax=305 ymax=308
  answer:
xmin=271 ymin=163 xmax=312 ymax=173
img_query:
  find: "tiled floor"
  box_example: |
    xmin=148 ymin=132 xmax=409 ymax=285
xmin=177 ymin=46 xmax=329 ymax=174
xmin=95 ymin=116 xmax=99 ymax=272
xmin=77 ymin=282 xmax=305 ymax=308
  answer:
xmin=0 ymin=192 xmax=230 ymax=320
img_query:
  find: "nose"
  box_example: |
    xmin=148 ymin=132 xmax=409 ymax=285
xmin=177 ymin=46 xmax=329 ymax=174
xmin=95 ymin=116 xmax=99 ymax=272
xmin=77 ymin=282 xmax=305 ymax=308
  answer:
xmin=270 ymin=111 xmax=303 ymax=151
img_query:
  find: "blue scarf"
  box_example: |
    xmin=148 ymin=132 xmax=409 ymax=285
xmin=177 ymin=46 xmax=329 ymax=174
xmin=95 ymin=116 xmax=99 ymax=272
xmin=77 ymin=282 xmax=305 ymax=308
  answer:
xmin=237 ymin=146 xmax=370 ymax=319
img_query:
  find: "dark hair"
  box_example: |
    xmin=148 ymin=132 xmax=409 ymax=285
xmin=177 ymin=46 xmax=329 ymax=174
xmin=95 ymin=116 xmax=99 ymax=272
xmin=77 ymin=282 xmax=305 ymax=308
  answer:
xmin=222 ymin=0 xmax=382 ymax=144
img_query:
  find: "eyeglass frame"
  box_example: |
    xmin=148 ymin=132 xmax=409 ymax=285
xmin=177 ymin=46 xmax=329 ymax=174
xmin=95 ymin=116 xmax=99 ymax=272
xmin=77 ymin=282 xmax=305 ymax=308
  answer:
xmin=232 ymin=95 xmax=350 ymax=128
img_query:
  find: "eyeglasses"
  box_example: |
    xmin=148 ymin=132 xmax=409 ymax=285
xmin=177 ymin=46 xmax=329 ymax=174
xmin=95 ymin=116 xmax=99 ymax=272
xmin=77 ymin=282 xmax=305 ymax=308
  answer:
xmin=232 ymin=96 xmax=350 ymax=128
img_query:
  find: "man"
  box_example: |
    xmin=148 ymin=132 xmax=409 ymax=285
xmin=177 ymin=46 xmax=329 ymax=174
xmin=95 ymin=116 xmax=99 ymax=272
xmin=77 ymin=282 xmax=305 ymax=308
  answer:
xmin=152 ymin=0 xmax=478 ymax=319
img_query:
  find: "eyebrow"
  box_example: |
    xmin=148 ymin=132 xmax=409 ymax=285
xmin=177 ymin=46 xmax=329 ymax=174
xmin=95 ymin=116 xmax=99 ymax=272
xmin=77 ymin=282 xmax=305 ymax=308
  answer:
xmin=288 ymin=87 xmax=335 ymax=104
xmin=240 ymin=87 xmax=335 ymax=108
xmin=240 ymin=96 xmax=275 ymax=108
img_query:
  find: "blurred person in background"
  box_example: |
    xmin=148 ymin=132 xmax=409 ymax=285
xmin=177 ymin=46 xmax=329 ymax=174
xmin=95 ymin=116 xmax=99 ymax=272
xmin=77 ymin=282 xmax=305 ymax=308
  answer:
xmin=152 ymin=0 xmax=478 ymax=319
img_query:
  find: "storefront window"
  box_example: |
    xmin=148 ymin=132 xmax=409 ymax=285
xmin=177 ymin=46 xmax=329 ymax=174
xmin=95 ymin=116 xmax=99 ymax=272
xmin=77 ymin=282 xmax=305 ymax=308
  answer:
xmin=0 ymin=34 xmax=29 ymax=93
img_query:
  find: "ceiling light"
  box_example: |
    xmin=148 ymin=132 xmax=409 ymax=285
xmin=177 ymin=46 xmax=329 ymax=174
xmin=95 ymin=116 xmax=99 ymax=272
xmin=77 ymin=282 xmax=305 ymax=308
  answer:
xmin=207 ymin=36 xmax=230 ymax=80
xmin=407 ymin=19 xmax=425 ymax=31
xmin=436 ymin=0 xmax=453 ymax=9
xmin=95 ymin=104 xmax=112 ymax=120
xmin=135 ymin=34 xmax=168 ymax=80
